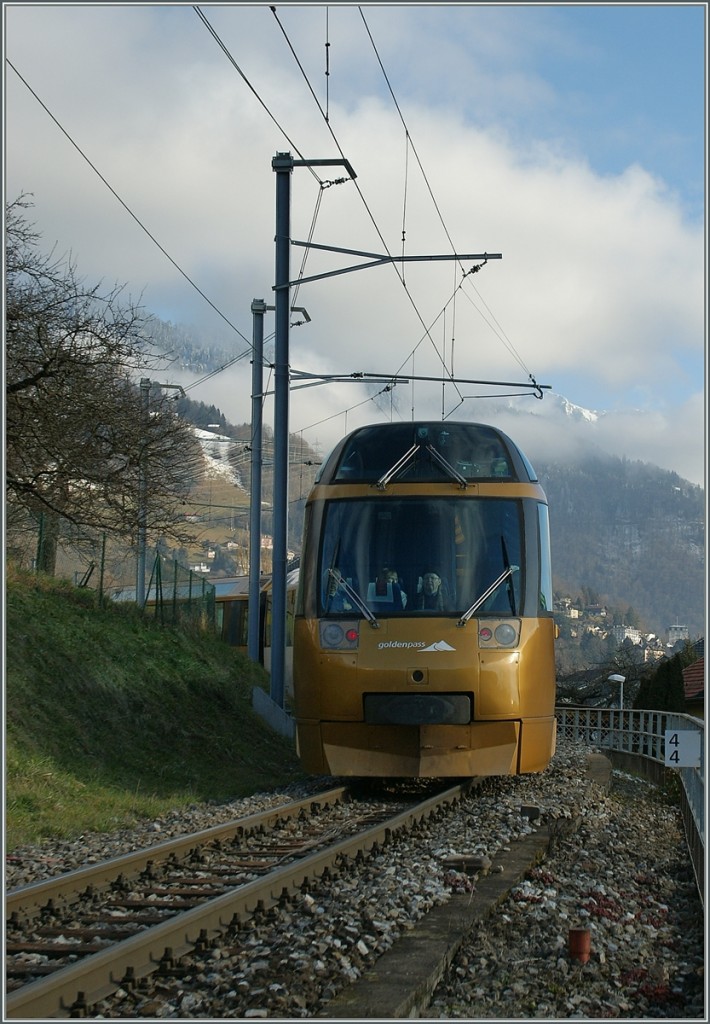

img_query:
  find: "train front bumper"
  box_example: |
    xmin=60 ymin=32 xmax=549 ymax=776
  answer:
xmin=296 ymin=717 xmax=556 ymax=777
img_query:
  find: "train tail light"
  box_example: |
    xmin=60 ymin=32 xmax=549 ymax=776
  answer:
xmin=319 ymin=620 xmax=360 ymax=650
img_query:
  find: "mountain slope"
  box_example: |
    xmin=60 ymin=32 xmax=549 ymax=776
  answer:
xmin=537 ymin=453 xmax=704 ymax=637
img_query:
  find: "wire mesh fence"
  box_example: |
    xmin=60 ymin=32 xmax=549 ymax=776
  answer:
xmin=92 ymin=551 xmax=216 ymax=631
xmin=8 ymin=514 xmax=216 ymax=631
xmin=142 ymin=553 xmax=216 ymax=629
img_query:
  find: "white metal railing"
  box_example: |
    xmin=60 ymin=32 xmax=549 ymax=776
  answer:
xmin=555 ymin=706 xmax=704 ymax=899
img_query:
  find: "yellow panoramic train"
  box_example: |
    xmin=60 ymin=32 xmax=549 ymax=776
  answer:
xmin=292 ymin=421 xmax=557 ymax=778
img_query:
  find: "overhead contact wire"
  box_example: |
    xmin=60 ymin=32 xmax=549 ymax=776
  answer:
xmin=269 ymin=5 xmax=460 ymax=405
xmin=193 ymin=5 xmax=322 ymax=185
xmin=6 ymin=58 xmax=251 ymax=348
xmin=358 ymin=7 xmax=534 ymax=382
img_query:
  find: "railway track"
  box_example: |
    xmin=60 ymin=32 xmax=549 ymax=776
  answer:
xmin=6 ymin=781 xmax=471 ymax=1018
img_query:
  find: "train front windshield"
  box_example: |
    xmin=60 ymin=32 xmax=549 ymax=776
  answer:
xmin=319 ymin=497 xmax=528 ymax=619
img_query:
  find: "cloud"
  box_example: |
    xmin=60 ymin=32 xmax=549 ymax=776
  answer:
xmin=5 ymin=4 xmax=704 ymax=492
xmin=593 ymin=394 xmax=706 ymax=487
xmin=485 ymin=393 xmax=706 ymax=488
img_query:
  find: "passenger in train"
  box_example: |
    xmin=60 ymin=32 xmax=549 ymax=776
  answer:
xmin=416 ymin=570 xmax=447 ymax=611
xmin=325 ymin=568 xmax=354 ymax=612
xmin=368 ymin=567 xmax=407 ymax=610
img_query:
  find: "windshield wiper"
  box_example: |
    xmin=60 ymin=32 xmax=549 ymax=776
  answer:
xmin=457 ymin=565 xmax=519 ymax=627
xmin=327 ymin=569 xmax=380 ymax=628
xmin=425 ymin=444 xmax=468 ymax=488
xmin=500 ymin=535 xmax=517 ymax=615
xmin=375 ymin=443 xmax=419 ymax=490
xmin=375 ymin=442 xmax=467 ymax=490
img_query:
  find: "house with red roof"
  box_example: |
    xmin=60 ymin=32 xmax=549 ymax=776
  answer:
xmin=683 ymin=645 xmax=705 ymax=720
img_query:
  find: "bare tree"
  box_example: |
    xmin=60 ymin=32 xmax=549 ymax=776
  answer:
xmin=5 ymin=195 xmax=203 ymax=572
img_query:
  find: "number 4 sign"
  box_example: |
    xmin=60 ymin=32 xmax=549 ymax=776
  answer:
xmin=665 ymin=730 xmax=702 ymax=768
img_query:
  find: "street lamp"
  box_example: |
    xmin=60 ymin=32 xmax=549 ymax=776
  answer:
xmin=608 ymin=673 xmax=625 ymax=710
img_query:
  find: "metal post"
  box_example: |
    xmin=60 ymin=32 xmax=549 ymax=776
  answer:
xmin=136 ymin=377 xmax=151 ymax=608
xmin=270 ymin=152 xmax=294 ymax=707
xmin=35 ymin=512 xmax=44 ymax=573
xmin=98 ymin=532 xmax=106 ymax=607
xmin=265 ymin=151 xmax=501 ymax=718
xmin=248 ymin=299 xmax=266 ymax=663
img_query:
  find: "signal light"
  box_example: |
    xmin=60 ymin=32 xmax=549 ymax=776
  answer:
xmin=478 ymin=619 xmax=521 ymax=648
xmin=319 ymin=620 xmax=360 ymax=650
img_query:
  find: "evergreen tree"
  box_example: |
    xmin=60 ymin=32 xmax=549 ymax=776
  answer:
xmin=634 ymin=647 xmax=691 ymax=712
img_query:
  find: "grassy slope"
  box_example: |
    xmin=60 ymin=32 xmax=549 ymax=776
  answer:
xmin=5 ymin=569 xmax=305 ymax=849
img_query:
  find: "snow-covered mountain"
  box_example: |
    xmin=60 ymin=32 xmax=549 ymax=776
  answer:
xmin=473 ymin=392 xmax=702 ymax=489
xmin=544 ymin=393 xmax=600 ymax=424
xmin=192 ymin=427 xmax=244 ymax=489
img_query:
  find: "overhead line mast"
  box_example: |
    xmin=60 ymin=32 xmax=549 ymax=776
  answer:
xmin=266 ymin=151 xmax=530 ymax=712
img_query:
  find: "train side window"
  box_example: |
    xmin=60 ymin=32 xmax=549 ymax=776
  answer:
xmin=537 ymin=503 xmax=553 ymax=612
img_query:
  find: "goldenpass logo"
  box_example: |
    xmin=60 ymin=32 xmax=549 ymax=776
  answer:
xmin=377 ymin=640 xmax=427 ymax=650
xmin=376 ymin=640 xmax=457 ymax=652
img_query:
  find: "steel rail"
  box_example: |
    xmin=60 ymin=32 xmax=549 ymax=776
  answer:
xmin=6 ymin=786 xmax=349 ymax=920
xmin=6 ymin=782 xmax=471 ymax=1019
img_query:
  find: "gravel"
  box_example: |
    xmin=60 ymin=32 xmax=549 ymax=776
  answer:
xmin=429 ymin=762 xmax=705 ymax=1019
xmin=6 ymin=741 xmax=704 ymax=1019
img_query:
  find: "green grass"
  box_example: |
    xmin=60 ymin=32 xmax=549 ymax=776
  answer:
xmin=5 ymin=568 xmax=306 ymax=849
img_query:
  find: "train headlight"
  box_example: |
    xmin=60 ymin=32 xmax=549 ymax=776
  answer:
xmin=319 ymin=620 xmax=360 ymax=650
xmin=494 ymin=623 xmax=518 ymax=646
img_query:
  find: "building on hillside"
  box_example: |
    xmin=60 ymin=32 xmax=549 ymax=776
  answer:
xmin=668 ymin=623 xmax=689 ymax=645
xmin=612 ymin=625 xmax=643 ymax=645
xmin=554 ymin=597 xmax=580 ymax=619
xmin=639 ymin=636 xmax=667 ymax=663
xmin=683 ymin=655 xmax=705 ymax=720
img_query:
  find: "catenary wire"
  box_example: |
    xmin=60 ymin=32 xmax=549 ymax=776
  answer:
xmin=268 ymin=6 xmax=464 ymax=409
xmin=358 ymin=7 xmax=534 ymax=382
xmin=193 ymin=5 xmax=323 ymax=187
xmin=6 ymin=58 xmax=252 ymax=349
xmin=269 ymin=7 xmax=538 ymax=411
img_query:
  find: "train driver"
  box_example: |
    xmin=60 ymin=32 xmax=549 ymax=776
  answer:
xmin=416 ymin=570 xmax=447 ymax=611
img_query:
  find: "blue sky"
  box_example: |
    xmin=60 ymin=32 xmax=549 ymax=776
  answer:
xmin=518 ymin=4 xmax=704 ymax=216
xmin=4 ymin=3 xmax=706 ymax=484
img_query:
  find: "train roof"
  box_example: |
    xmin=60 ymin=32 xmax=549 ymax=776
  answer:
xmin=314 ymin=421 xmax=538 ymax=486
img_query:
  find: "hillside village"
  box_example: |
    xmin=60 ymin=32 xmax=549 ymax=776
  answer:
xmin=553 ymin=593 xmax=691 ymax=663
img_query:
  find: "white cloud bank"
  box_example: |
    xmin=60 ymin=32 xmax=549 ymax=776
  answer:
xmin=5 ymin=4 xmax=705 ymax=489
